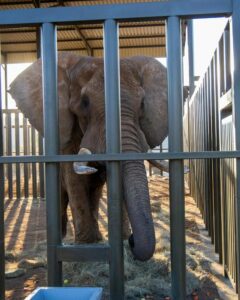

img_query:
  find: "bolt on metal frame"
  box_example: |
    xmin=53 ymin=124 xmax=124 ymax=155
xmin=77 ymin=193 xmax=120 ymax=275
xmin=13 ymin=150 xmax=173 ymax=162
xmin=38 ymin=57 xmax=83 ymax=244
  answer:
xmin=0 ymin=0 xmax=239 ymax=299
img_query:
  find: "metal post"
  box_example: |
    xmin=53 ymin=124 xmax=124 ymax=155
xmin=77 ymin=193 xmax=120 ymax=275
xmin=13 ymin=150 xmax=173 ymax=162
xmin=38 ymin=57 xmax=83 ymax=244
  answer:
xmin=0 ymin=42 xmax=5 ymax=300
xmin=41 ymin=22 xmax=62 ymax=286
xmin=15 ymin=112 xmax=21 ymax=199
xmin=23 ymin=117 xmax=29 ymax=198
xmin=231 ymin=0 xmax=240 ymax=295
xmin=167 ymin=16 xmax=186 ymax=300
xmin=38 ymin=133 xmax=45 ymax=199
xmin=187 ymin=20 xmax=195 ymax=96
xmin=104 ymin=19 xmax=124 ymax=300
xmin=31 ymin=127 xmax=37 ymax=199
xmin=7 ymin=113 xmax=13 ymax=199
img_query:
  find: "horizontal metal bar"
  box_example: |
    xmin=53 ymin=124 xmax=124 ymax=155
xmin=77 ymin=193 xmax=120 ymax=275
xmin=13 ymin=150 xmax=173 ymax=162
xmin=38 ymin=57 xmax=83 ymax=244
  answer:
xmin=57 ymin=244 xmax=110 ymax=262
xmin=1 ymin=151 xmax=240 ymax=164
xmin=0 ymin=0 xmax=232 ymax=26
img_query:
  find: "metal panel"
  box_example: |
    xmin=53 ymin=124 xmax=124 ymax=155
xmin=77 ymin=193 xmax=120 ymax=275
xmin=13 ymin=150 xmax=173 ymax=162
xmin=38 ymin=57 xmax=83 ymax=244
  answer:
xmin=167 ymin=16 xmax=186 ymax=300
xmin=104 ymin=19 xmax=124 ymax=300
xmin=41 ymin=22 xmax=62 ymax=286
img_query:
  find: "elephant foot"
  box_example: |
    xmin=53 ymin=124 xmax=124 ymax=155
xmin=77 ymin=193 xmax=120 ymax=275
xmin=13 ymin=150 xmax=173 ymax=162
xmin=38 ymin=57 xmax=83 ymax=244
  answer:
xmin=75 ymin=228 xmax=103 ymax=244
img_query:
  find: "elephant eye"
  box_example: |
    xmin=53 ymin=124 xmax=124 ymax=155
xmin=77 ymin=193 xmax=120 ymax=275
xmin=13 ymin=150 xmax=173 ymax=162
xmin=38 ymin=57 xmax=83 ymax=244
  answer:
xmin=81 ymin=95 xmax=90 ymax=109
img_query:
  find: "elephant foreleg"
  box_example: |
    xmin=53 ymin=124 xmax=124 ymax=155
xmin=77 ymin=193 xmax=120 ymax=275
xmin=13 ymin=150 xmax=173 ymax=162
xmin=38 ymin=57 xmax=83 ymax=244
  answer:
xmin=62 ymin=163 xmax=102 ymax=243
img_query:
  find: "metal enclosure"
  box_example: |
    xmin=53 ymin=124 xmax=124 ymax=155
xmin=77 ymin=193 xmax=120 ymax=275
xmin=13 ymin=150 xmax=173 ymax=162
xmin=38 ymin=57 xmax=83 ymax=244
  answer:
xmin=0 ymin=1 xmax=240 ymax=300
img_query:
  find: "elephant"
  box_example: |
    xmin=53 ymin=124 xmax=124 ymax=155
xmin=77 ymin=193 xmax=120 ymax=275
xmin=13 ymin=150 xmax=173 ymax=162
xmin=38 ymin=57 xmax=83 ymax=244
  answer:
xmin=9 ymin=52 xmax=168 ymax=261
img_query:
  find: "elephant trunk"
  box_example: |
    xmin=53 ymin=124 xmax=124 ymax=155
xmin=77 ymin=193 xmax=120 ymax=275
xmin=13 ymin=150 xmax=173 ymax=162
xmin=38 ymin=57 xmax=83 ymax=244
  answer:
xmin=122 ymin=160 xmax=155 ymax=261
xmin=121 ymin=117 xmax=155 ymax=261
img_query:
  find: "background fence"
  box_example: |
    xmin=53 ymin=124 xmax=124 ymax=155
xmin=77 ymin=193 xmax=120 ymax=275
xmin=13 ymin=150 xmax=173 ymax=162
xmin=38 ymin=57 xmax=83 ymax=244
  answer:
xmin=184 ymin=21 xmax=238 ymax=291
xmin=3 ymin=108 xmax=44 ymax=199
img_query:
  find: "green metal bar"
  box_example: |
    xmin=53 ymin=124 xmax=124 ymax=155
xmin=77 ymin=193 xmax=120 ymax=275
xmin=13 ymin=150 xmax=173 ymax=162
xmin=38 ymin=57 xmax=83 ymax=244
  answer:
xmin=167 ymin=16 xmax=186 ymax=300
xmin=104 ymin=19 xmax=124 ymax=300
xmin=57 ymin=244 xmax=110 ymax=262
xmin=41 ymin=22 xmax=62 ymax=286
xmin=1 ymin=151 xmax=240 ymax=164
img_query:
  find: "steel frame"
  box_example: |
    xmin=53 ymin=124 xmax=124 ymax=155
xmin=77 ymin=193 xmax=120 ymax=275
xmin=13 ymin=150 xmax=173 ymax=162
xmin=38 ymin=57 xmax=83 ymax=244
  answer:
xmin=0 ymin=0 xmax=239 ymax=299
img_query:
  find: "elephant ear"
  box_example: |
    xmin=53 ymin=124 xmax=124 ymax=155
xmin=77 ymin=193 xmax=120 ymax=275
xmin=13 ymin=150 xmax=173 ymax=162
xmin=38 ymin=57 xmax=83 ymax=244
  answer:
xmin=8 ymin=52 xmax=81 ymax=149
xmin=129 ymin=56 xmax=168 ymax=149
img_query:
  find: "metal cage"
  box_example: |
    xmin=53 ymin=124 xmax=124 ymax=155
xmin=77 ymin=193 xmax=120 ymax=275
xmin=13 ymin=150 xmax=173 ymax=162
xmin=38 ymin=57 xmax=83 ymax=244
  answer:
xmin=0 ymin=1 xmax=240 ymax=299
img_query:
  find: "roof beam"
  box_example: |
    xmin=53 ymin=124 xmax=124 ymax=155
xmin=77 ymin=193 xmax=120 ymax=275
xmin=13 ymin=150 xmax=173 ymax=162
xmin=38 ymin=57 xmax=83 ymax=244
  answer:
xmin=32 ymin=0 xmax=40 ymax=8
xmin=74 ymin=26 xmax=93 ymax=56
xmin=55 ymin=1 xmax=93 ymax=56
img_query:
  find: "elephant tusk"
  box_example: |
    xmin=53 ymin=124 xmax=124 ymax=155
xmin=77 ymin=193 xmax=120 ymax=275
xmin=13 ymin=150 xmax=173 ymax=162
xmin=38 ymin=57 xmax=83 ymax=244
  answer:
xmin=148 ymin=159 xmax=190 ymax=174
xmin=148 ymin=159 xmax=169 ymax=173
xmin=73 ymin=148 xmax=98 ymax=175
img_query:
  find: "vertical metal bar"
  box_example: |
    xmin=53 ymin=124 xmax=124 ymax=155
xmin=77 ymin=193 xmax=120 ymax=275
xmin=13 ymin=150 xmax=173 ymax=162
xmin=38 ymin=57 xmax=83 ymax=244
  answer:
xmin=31 ymin=127 xmax=37 ymax=198
xmin=15 ymin=112 xmax=21 ymax=199
xmin=187 ymin=19 xmax=195 ymax=96
xmin=38 ymin=133 xmax=45 ymax=198
xmin=41 ymin=22 xmax=62 ymax=286
xmin=167 ymin=17 xmax=186 ymax=300
xmin=231 ymin=1 xmax=240 ymax=295
xmin=219 ymin=37 xmax=225 ymax=96
xmin=23 ymin=117 xmax=29 ymax=198
xmin=104 ymin=19 xmax=124 ymax=300
xmin=223 ymin=25 xmax=231 ymax=93
xmin=0 ymin=44 xmax=5 ymax=300
xmin=7 ymin=113 xmax=13 ymax=198
xmin=4 ymin=62 xmax=7 ymax=110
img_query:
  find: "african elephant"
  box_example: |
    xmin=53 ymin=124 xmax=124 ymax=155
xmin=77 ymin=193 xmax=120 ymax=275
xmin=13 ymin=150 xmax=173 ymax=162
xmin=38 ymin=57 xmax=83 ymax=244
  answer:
xmin=9 ymin=52 xmax=168 ymax=261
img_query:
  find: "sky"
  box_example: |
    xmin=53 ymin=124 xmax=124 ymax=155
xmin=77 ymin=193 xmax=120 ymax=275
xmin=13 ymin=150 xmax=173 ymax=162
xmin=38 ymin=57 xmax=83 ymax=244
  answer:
xmin=4 ymin=17 xmax=229 ymax=109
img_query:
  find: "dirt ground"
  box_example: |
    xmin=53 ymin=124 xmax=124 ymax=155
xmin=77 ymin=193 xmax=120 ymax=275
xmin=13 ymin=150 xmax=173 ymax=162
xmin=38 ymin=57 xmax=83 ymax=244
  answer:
xmin=4 ymin=175 xmax=237 ymax=300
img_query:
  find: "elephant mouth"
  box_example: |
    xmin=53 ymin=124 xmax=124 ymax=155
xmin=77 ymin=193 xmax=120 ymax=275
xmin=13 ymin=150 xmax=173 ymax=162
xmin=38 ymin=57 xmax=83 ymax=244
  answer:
xmin=73 ymin=148 xmax=98 ymax=175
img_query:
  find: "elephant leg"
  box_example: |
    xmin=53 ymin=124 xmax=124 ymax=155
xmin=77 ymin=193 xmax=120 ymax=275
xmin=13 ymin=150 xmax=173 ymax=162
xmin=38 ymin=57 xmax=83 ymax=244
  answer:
xmin=62 ymin=162 xmax=102 ymax=243
xmin=61 ymin=186 xmax=69 ymax=238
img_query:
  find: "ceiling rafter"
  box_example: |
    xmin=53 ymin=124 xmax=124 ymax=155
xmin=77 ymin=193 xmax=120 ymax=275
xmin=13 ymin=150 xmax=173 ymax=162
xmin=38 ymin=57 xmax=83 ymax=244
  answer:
xmin=55 ymin=0 xmax=93 ymax=56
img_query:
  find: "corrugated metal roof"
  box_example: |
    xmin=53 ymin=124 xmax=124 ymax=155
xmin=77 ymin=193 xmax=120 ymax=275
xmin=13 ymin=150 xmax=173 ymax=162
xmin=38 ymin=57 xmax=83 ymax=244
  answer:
xmin=0 ymin=0 xmax=184 ymax=63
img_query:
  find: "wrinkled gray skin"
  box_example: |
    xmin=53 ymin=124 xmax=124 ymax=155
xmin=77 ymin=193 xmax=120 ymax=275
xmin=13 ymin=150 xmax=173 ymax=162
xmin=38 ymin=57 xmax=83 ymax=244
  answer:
xmin=9 ymin=53 xmax=168 ymax=261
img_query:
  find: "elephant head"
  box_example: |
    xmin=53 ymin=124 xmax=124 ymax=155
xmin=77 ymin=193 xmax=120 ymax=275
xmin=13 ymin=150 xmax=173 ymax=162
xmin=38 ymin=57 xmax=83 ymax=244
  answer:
xmin=9 ymin=52 xmax=168 ymax=261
